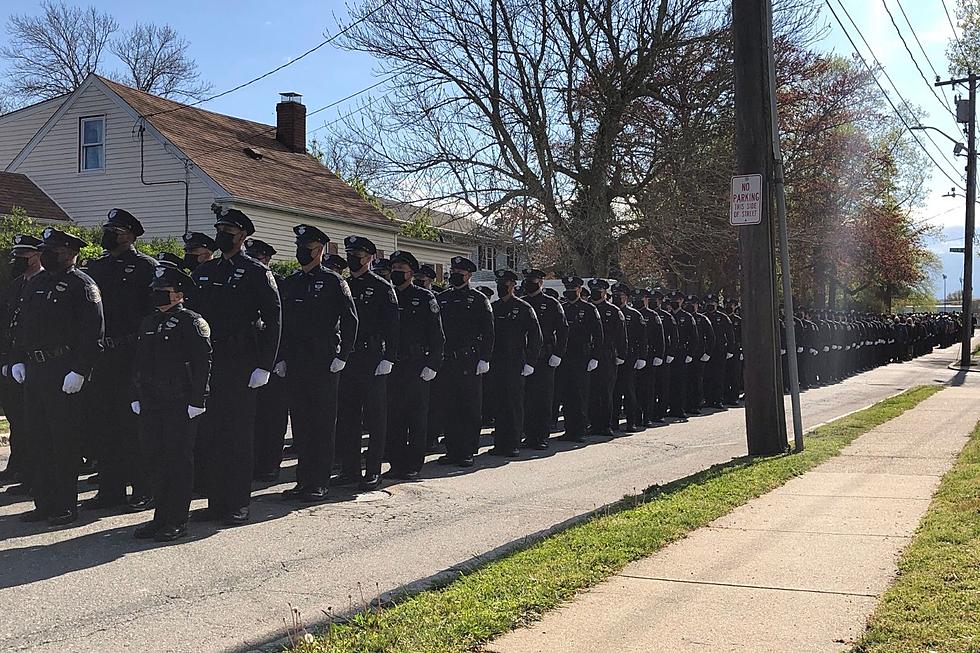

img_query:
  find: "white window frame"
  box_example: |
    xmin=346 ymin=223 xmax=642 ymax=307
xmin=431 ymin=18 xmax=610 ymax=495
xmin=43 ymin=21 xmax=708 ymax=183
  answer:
xmin=478 ymin=244 xmax=496 ymax=270
xmin=79 ymin=115 xmax=106 ymax=173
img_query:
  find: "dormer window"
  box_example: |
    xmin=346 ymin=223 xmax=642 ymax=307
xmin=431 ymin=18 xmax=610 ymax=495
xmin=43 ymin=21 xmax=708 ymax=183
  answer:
xmin=80 ymin=116 xmax=105 ymax=171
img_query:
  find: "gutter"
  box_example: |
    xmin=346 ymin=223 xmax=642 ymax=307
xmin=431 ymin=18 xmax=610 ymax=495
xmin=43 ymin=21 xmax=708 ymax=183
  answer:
xmin=215 ymin=195 xmax=401 ymax=234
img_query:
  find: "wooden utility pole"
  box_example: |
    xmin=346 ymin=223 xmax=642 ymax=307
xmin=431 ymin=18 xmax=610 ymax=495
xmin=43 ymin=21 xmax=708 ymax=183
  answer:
xmin=733 ymin=0 xmax=787 ymax=455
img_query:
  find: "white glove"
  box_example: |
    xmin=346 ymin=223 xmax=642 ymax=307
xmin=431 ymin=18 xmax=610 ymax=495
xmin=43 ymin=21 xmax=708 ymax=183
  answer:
xmin=62 ymin=371 xmax=85 ymax=394
xmin=615 ymin=357 xmax=625 ymax=366
xmin=131 ymin=401 xmax=141 ymax=415
xmin=823 ymin=346 xmax=830 ymax=352
xmin=780 ymin=349 xmax=786 ymax=355
xmin=273 ymin=360 xmax=287 ymax=377
xmin=420 ymin=366 xmax=437 ymax=382
xmin=739 ymin=353 xmax=744 ymax=360
xmin=726 ymin=352 xmax=734 ymax=359
xmin=476 ymin=360 xmax=490 ymax=375
xmin=666 ymin=355 xmax=674 ymax=364
xmin=11 ymin=363 xmax=25 ymax=384
xmin=188 ymin=405 xmax=206 ymax=419
xmin=700 ymin=353 xmax=710 ymax=362
xmin=1 ymin=365 xmax=6 ymax=377
xmin=330 ymin=357 xmax=346 ymax=373
xmin=548 ymin=354 xmax=561 ymax=367
xmin=248 ymin=368 xmax=271 ymax=388
xmin=587 ymin=359 xmax=599 ymax=372
xmin=796 ymin=347 xmax=803 ymax=353
xmin=521 ymin=364 xmax=534 ymax=376
xmin=375 ymin=360 xmax=394 ymax=376
xmin=633 ymin=359 xmax=646 ymax=370
xmin=684 ymin=355 xmax=693 ymax=363
xmin=652 ymin=357 xmax=664 ymax=366
xmin=809 ymin=348 xmax=818 ymax=355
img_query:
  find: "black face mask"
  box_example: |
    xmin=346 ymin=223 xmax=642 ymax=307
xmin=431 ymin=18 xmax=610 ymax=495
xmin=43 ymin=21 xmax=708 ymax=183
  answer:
xmin=672 ymin=301 xmax=683 ymax=311
xmin=296 ymin=247 xmax=315 ymax=266
xmin=632 ymin=299 xmax=645 ymax=310
xmin=590 ymin=289 xmax=604 ymax=301
xmin=496 ymin=282 xmax=511 ymax=297
xmin=612 ymin=293 xmax=626 ymax=306
xmin=706 ymin=304 xmax=716 ymax=313
xmin=151 ymin=289 xmax=175 ymax=308
xmin=524 ymin=280 xmax=541 ymax=295
xmin=215 ymin=231 xmax=236 ymax=253
xmin=39 ymin=249 xmax=63 ymax=272
xmin=100 ymin=231 xmax=119 ymax=251
xmin=449 ymin=272 xmax=465 ymax=287
xmin=563 ymin=290 xmax=579 ymax=301
xmin=346 ymin=254 xmax=365 ymax=271
xmin=183 ymin=253 xmax=201 ymax=271
xmin=10 ymin=257 xmax=29 ymax=276
xmin=390 ymin=270 xmax=408 ymax=286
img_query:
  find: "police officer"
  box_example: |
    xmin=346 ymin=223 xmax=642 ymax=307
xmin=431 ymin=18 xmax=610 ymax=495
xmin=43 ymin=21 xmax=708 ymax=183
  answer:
xmin=434 ymin=256 xmax=493 ymax=466
xmin=131 ymin=266 xmax=211 ymax=542
xmin=189 ymin=208 xmax=281 ymax=526
xmin=487 ymin=269 xmax=542 ymax=457
xmin=634 ymin=289 xmax=666 ymax=426
xmin=386 ymin=250 xmax=444 ymax=478
xmin=415 ymin=265 xmax=445 ymax=293
xmin=372 ymin=257 xmax=392 ymax=282
xmin=0 ymin=235 xmax=43 ymax=490
xmin=85 ymin=208 xmax=158 ymax=511
xmin=588 ymin=278 xmax=626 ymax=436
xmin=336 ymin=235 xmax=399 ymax=490
xmin=666 ymin=291 xmax=697 ymax=420
xmin=156 ymin=252 xmax=184 ymax=269
xmin=279 ymin=225 xmax=357 ymax=502
xmin=723 ymin=297 xmax=743 ymax=404
xmin=611 ymin=283 xmax=647 ymax=432
xmin=11 ymin=228 xmax=104 ymax=526
xmin=324 ymin=253 xmax=348 ymax=275
xmin=521 ymin=268 xmax=567 ymax=450
xmin=557 ymin=277 xmax=601 ymax=442
xmin=702 ymin=293 xmax=734 ymax=408
xmin=181 ymin=232 xmax=216 ymax=272
xmin=649 ymin=289 xmax=676 ymax=423
xmin=244 ymin=238 xmax=289 ymax=482
xmin=686 ymin=295 xmax=714 ymax=415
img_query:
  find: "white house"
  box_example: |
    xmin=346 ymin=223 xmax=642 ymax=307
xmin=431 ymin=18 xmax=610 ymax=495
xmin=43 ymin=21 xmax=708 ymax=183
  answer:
xmin=0 ymin=74 xmax=472 ymax=267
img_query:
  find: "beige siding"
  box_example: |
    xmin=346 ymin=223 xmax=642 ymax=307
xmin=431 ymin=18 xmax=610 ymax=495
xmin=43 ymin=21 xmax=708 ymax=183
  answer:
xmin=392 ymin=236 xmax=471 ymax=272
xmin=0 ymin=97 xmax=64 ymax=169
xmin=10 ymin=84 xmax=216 ymax=238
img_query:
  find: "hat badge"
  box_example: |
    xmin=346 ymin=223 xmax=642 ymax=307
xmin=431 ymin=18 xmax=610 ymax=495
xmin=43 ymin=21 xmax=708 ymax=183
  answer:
xmin=452 ymin=257 xmax=461 ymax=264
xmin=155 ymin=268 xmax=165 ymax=278
xmin=43 ymin=228 xmax=52 ymax=238
xmin=346 ymin=236 xmax=355 ymax=244
xmin=245 ymin=239 xmax=254 ymax=248
xmin=183 ymin=232 xmax=192 ymax=241
xmin=297 ymin=226 xmax=306 ymax=235
xmin=14 ymin=236 xmax=21 ymax=244
xmin=108 ymin=209 xmax=118 ymax=219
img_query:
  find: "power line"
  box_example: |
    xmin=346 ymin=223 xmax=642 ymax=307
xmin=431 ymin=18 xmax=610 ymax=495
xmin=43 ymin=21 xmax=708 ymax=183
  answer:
xmin=895 ymin=0 xmax=953 ymax=104
xmin=825 ymin=0 xmax=966 ymax=190
xmin=942 ymin=0 xmax=964 ymax=48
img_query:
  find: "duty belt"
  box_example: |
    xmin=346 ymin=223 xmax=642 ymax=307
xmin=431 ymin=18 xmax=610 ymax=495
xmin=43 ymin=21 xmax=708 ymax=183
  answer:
xmin=446 ymin=346 xmax=478 ymax=360
xmin=25 ymin=345 xmax=71 ymax=363
xmin=104 ymin=333 xmax=138 ymax=349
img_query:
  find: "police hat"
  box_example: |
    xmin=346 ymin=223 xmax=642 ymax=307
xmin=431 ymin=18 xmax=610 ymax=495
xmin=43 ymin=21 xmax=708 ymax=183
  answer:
xmin=39 ymin=227 xmax=86 ymax=251
xmin=182 ymin=231 xmax=216 ymax=251
xmin=324 ymin=254 xmax=348 ymax=272
xmin=417 ymin=264 xmax=437 ymax=279
xmin=213 ymin=207 xmax=256 ymax=236
xmin=450 ymin=256 xmax=477 ymax=272
xmin=686 ymin=294 xmax=700 ymax=304
xmin=651 ymin=288 xmax=666 ymax=299
xmin=372 ymin=257 xmax=392 ymax=271
xmin=522 ymin=268 xmax=546 ymax=280
xmin=637 ymin=288 xmax=652 ymax=299
xmin=294 ymin=224 xmax=330 ymax=245
xmin=611 ymin=282 xmax=632 ymax=296
xmin=669 ymin=290 xmax=686 ymax=301
xmin=543 ymin=287 xmax=560 ymax=299
xmin=10 ymin=234 xmax=42 ymax=252
xmin=390 ymin=250 xmax=420 ymax=272
xmin=587 ymin=278 xmax=610 ymax=291
xmin=344 ymin=235 xmax=377 ymax=254
xmin=156 ymin=251 xmax=183 ymax=268
xmin=150 ymin=265 xmax=194 ymax=292
xmin=245 ymin=238 xmax=276 ymax=259
xmin=724 ymin=296 xmax=739 ymax=305
xmin=562 ymin=275 xmax=584 ymax=288
xmin=104 ymin=208 xmax=145 ymax=237
xmin=495 ymin=269 xmax=518 ymax=282
xmin=703 ymin=293 xmax=719 ymax=304
xmin=476 ymin=285 xmax=494 ymax=298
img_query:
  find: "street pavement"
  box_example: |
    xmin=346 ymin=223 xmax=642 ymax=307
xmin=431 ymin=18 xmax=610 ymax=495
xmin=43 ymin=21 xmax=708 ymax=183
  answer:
xmin=486 ymin=372 xmax=980 ymax=653
xmin=0 ymin=342 xmax=973 ymax=653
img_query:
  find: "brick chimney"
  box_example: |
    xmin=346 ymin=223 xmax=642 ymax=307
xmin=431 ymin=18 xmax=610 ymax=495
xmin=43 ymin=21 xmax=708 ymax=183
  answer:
xmin=276 ymin=92 xmax=306 ymax=153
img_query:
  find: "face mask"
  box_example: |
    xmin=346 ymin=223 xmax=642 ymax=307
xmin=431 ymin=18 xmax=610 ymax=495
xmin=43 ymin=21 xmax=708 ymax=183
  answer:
xmin=563 ymin=290 xmax=579 ymax=301
xmin=706 ymin=305 xmax=716 ymax=313
xmin=151 ymin=289 xmax=175 ymax=309
xmin=40 ymin=249 xmax=62 ymax=272
xmin=346 ymin=254 xmax=365 ymax=271
xmin=183 ymin=253 xmax=201 ymax=271
xmin=672 ymin=301 xmax=683 ymax=310
xmin=524 ymin=281 xmax=541 ymax=295
xmin=296 ymin=247 xmax=315 ymax=266
xmin=496 ymin=282 xmax=511 ymax=297
xmin=390 ymin=270 xmax=408 ymax=286
xmin=100 ymin=230 xmax=119 ymax=251
xmin=10 ymin=257 xmax=29 ymax=276
xmin=612 ymin=293 xmax=626 ymax=306
xmin=449 ymin=272 xmax=465 ymax=287
xmin=632 ymin=299 xmax=645 ymax=310
xmin=215 ymin=231 xmax=236 ymax=253
xmin=590 ymin=289 xmax=603 ymax=301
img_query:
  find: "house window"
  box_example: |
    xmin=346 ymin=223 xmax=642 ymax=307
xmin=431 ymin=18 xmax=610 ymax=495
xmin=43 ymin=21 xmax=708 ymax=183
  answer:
xmin=80 ymin=116 xmax=105 ymax=171
xmin=478 ymin=245 xmax=496 ymax=270
xmin=506 ymin=246 xmax=517 ymax=269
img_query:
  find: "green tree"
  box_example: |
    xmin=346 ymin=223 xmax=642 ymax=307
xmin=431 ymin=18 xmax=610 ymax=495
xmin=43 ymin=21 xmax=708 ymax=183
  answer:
xmin=399 ymin=211 xmax=439 ymax=241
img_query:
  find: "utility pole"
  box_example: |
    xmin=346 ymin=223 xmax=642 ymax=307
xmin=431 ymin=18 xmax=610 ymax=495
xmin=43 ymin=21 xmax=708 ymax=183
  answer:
xmin=732 ymin=0 xmax=787 ymax=455
xmin=936 ymin=73 xmax=976 ymax=366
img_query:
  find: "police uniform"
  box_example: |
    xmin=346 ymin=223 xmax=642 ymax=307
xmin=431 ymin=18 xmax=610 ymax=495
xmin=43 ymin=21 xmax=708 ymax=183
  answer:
xmin=611 ymin=283 xmax=647 ymax=432
xmin=188 ymin=209 xmax=281 ymax=524
xmin=521 ymin=269 xmax=567 ymax=449
xmin=336 ymin=235 xmax=399 ymax=489
xmin=132 ymin=266 xmax=211 ymax=541
xmin=702 ymin=293 xmax=734 ymax=408
xmin=279 ymin=225 xmax=357 ymax=501
xmin=84 ymin=208 xmax=159 ymax=508
xmin=686 ymin=296 xmax=715 ymax=414
xmin=181 ymin=231 xmax=216 ymax=273
xmin=557 ymin=277 xmax=602 ymax=441
xmin=723 ymin=299 xmax=743 ymax=403
xmin=650 ymin=290 xmax=677 ymax=422
xmin=588 ymin=279 xmax=626 ymax=435
xmin=434 ymin=256 xmax=494 ymax=465
xmin=667 ymin=291 xmax=697 ymax=419
xmin=12 ymin=228 xmax=104 ymax=525
xmin=324 ymin=254 xmax=348 ymax=275
xmin=487 ymin=269 xmax=542 ymax=456
xmin=635 ymin=289 xmax=666 ymax=426
xmin=385 ymin=250 xmax=445 ymax=477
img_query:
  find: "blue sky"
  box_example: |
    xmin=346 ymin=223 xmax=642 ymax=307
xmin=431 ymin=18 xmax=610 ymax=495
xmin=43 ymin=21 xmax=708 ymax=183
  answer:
xmin=0 ymin=0 xmax=973 ymax=300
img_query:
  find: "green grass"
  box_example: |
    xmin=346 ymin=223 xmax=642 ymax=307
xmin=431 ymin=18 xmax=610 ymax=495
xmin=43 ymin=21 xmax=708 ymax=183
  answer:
xmin=290 ymin=384 xmax=945 ymax=653
xmin=851 ymin=420 xmax=980 ymax=653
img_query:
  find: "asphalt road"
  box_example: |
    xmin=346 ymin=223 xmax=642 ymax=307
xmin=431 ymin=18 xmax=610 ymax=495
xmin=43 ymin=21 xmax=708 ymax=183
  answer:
xmin=0 ymin=342 xmax=972 ymax=653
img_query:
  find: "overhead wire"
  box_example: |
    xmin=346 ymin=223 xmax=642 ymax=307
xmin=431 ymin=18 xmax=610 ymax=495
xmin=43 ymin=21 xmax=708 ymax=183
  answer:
xmin=942 ymin=0 xmax=964 ymax=48
xmin=894 ymin=0 xmax=954 ymax=104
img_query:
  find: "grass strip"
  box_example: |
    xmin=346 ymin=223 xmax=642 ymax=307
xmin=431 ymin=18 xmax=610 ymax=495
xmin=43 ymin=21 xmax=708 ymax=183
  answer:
xmin=292 ymin=384 xmax=944 ymax=653
xmin=851 ymin=419 xmax=980 ymax=653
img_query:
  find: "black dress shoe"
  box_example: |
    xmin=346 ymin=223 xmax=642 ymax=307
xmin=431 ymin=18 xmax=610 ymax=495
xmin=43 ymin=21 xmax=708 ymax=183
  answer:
xmin=487 ymin=447 xmax=509 ymax=457
xmin=504 ymin=448 xmax=520 ymax=458
xmin=592 ymin=428 xmax=614 ymax=437
xmin=625 ymin=424 xmax=642 ymax=433
xmin=47 ymin=510 xmax=78 ymax=526
xmin=253 ymin=471 xmax=280 ymax=483
xmin=300 ymin=486 xmax=329 ymax=502
xmin=82 ymin=493 xmax=126 ymax=510
xmin=134 ymin=523 xmax=162 ymax=539
xmin=359 ymin=474 xmax=382 ymax=490
xmin=436 ymin=455 xmax=457 ymax=466
xmin=125 ymin=496 xmax=155 ymax=513
xmin=402 ymin=470 xmax=420 ymax=479
xmin=19 ymin=508 xmax=49 ymax=522
xmin=281 ymin=484 xmax=306 ymax=499
xmin=154 ymin=525 xmax=187 ymax=542
xmin=192 ymin=507 xmax=221 ymax=522
xmin=6 ymin=483 xmax=30 ymax=495
xmin=223 ymin=507 xmax=249 ymax=526
xmin=458 ymin=456 xmax=474 ymax=467
xmin=558 ymin=434 xmax=585 ymax=442
xmin=532 ymin=441 xmax=549 ymax=450
xmin=335 ymin=472 xmax=362 ymax=486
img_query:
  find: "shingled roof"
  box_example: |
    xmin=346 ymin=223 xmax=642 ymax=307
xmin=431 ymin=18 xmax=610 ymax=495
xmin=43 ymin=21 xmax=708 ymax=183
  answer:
xmin=0 ymin=172 xmax=70 ymax=222
xmin=99 ymin=77 xmax=394 ymax=230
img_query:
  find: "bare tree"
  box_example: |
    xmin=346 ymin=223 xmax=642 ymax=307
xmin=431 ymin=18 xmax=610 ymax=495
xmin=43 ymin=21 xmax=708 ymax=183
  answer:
xmin=111 ymin=22 xmax=211 ymax=100
xmin=0 ymin=1 xmax=117 ymax=102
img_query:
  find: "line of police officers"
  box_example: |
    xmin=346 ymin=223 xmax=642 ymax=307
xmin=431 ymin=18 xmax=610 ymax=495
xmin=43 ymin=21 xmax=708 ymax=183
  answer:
xmin=0 ymin=207 xmax=956 ymax=541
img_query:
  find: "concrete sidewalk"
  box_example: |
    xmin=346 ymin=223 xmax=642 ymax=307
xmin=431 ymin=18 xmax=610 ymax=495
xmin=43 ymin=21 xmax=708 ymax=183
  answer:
xmin=486 ymin=382 xmax=980 ymax=653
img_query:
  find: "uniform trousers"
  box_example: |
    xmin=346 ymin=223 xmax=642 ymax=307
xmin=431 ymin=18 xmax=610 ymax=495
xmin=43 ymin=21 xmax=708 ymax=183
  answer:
xmin=0 ymin=376 xmax=27 ymax=480
xmin=386 ymin=361 xmax=430 ymax=473
xmin=704 ymin=353 xmax=727 ymax=404
xmin=524 ymin=360 xmax=556 ymax=446
xmin=667 ymin=358 xmax=688 ymax=417
xmin=635 ymin=364 xmax=654 ymax=424
xmin=724 ymin=355 xmax=741 ymax=403
xmin=288 ymin=361 xmax=340 ymax=487
xmin=252 ymin=372 xmax=289 ymax=477
xmin=140 ymin=405 xmax=196 ymax=527
xmin=686 ymin=359 xmax=705 ymax=411
xmin=23 ymin=359 xmax=81 ymax=516
xmin=90 ymin=345 xmax=146 ymax=501
xmin=559 ymin=358 xmax=590 ymax=439
xmin=488 ymin=360 xmax=525 ymax=451
xmin=614 ymin=362 xmax=640 ymax=428
xmin=438 ymin=356 xmax=483 ymax=460
xmin=652 ymin=362 xmax=671 ymax=419
xmin=588 ymin=355 xmax=616 ymax=432
xmin=337 ymin=353 xmax=388 ymax=477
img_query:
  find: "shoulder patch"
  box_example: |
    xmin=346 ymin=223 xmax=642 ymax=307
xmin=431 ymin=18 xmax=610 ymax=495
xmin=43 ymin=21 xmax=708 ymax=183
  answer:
xmin=85 ymin=283 xmax=101 ymax=304
xmin=266 ymin=270 xmax=277 ymax=290
xmin=194 ymin=316 xmax=211 ymax=338
xmin=340 ymin=279 xmax=353 ymax=300
xmin=429 ymin=297 xmax=439 ymax=314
